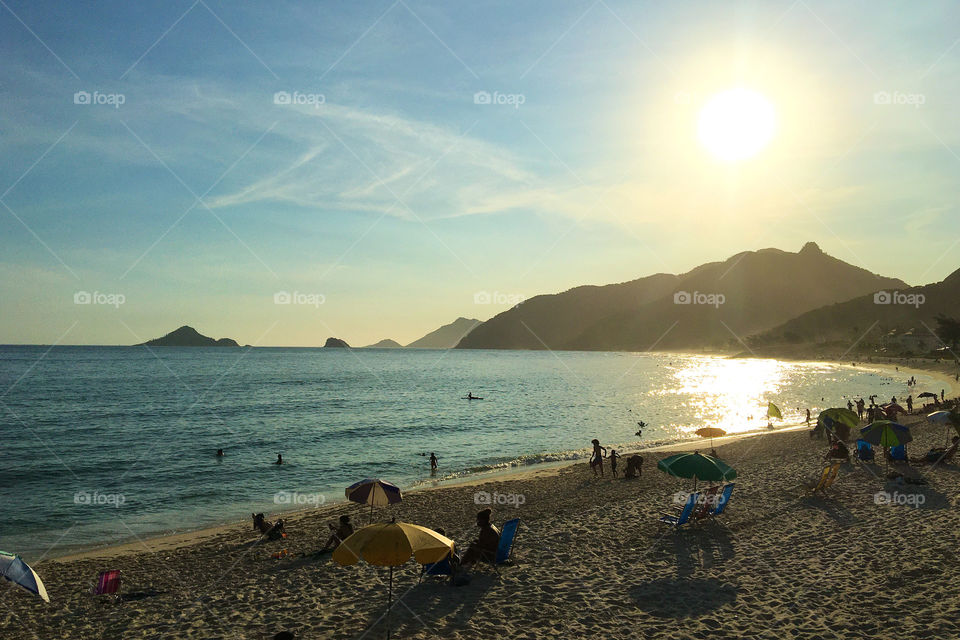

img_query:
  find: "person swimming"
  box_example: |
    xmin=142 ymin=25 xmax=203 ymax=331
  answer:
xmin=276 ymin=453 xmax=283 ymax=465
xmin=216 ymin=449 xmax=224 ymax=457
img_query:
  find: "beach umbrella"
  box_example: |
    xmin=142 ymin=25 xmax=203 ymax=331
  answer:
xmin=767 ymin=402 xmax=782 ymax=426
xmin=657 ymin=452 xmax=737 ymax=490
xmin=817 ymin=408 xmax=859 ymax=439
xmin=333 ymin=519 xmax=453 ymax=639
xmin=695 ymin=427 xmax=726 ymax=448
xmin=927 ymin=410 xmax=953 ymax=424
xmin=883 ymin=403 xmax=906 ymax=418
xmin=0 ymin=551 xmax=49 ymax=602
xmin=927 ymin=410 xmax=960 ymax=440
xmin=860 ymin=421 xmax=911 ymax=473
xmin=345 ymin=478 xmax=403 ymax=520
xmin=860 ymin=420 xmax=912 ymax=447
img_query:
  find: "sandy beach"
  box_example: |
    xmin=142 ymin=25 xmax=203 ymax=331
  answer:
xmin=3 ymin=377 xmax=959 ymax=640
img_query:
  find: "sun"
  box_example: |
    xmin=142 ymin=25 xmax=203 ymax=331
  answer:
xmin=698 ymin=88 xmax=776 ymax=163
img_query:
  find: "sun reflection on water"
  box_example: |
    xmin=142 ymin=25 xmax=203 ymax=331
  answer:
xmin=655 ymin=357 xmax=790 ymax=436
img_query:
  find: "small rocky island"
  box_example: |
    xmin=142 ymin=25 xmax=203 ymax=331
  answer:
xmin=324 ymin=337 xmax=350 ymax=348
xmin=137 ymin=325 xmax=240 ymax=347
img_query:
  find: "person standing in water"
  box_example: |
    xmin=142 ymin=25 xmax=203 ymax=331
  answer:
xmin=430 ymin=452 xmax=438 ymax=474
xmin=590 ymin=439 xmax=607 ymax=477
xmin=276 ymin=453 xmax=283 ymax=465
xmin=805 ymin=409 xmax=811 ymax=426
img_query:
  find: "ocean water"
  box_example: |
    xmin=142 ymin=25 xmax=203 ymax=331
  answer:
xmin=0 ymin=346 xmax=932 ymax=560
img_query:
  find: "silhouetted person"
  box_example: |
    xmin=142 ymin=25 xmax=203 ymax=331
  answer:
xmin=216 ymin=449 xmax=224 ymax=457
xmin=430 ymin=452 xmax=438 ymax=473
xmin=276 ymin=453 xmax=283 ymax=465
xmin=461 ymin=509 xmax=500 ymax=566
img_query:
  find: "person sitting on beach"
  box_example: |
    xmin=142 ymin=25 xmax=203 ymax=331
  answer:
xmin=910 ymin=436 xmax=959 ymax=464
xmin=460 ymin=508 xmax=500 ymax=566
xmin=253 ymin=513 xmax=286 ymax=541
xmin=623 ymin=454 xmax=644 ymax=478
xmin=609 ymin=449 xmax=622 ymax=478
xmin=590 ymin=439 xmax=607 ymax=477
xmin=321 ymin=515 xmax=354 ymax=551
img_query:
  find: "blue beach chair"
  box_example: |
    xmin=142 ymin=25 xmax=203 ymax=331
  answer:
xmin=889 ymin=445 xmax=907 ymax=462
xmin=855 ymin=440 xmax=874 ymax=462
xmin=711 ymin=483 xmax=735 ymax=516
xmin=659 ymin=492 xmax=699 ymax=527
xmin=492 ymin=518 xmax=520 ymax=572
xmin=419 ymin=555 xmax=453 ymax=583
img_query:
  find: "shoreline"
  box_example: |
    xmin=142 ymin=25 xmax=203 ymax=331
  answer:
xmin=40 ymin=421 xmax=820 ymax=565
xmin=41 ymin=356 xmax=954 ymax=565
xmin=10 ymin=389 xmax=960 ymax=639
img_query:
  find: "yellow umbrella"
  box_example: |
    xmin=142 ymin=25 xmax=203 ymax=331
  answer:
xmin=333 ymin=519 xmax=453 ymax=638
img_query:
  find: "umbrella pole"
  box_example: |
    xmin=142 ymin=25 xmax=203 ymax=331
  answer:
xmin=387 ymin=565 xmax=393 ymax=640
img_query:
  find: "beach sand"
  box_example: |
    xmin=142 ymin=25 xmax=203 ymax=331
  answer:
xmin=4 ymin=393 xmax=960 ymax=640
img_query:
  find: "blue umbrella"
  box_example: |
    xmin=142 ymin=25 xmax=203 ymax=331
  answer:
xmin=345 ymin=478 xmax=403 ymax=519
xmin=0 ymin=551 xmax=49 ymax=602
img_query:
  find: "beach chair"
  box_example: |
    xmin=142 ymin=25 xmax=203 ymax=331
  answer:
xmin=711 ymin=483 xmax=735 ymax=517
xmin=92 ymin=570 xmax=122 ymax=602
xmin=855 ymin=440 xmax=874 ymax=462
xmin=418 ymin=555 xmax=453 ymax=583
xmin=889 ymin=445 xmax=907 ymax=462
xmin=807 ymin=463 xmax=841 ymax=496
xmin=491 ymin=518 xmax=520 ymax=573
xmin=659 ymin=492 xmax=698 ymax=528
xmin=691 ymin=486 xmax=721 ymax=521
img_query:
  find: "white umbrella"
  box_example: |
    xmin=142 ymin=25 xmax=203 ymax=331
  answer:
xmin=0 ymin=551 xmax=49 ymax=602
xmin=927 ymin=411 xmax=953 ymax=424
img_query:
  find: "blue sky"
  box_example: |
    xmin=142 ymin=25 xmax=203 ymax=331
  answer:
xmin=1 ymin=0 xmax=958 ymax=345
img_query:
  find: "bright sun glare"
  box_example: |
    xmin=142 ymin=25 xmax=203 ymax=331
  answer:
xmin=698 ymin=88 xmax=777 ymax=163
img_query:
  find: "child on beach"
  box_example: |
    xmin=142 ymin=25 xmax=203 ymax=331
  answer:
xmin=608 ymin=449 xmax=622 ymax=477
xmin=590 ymin=439 xmax=607 ymax=477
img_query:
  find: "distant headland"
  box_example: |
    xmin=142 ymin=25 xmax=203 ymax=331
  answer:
xmin=136 ymin=326 xmax=240 ymax=347
xmin=324 ymin=337 xmax=350 ymax=348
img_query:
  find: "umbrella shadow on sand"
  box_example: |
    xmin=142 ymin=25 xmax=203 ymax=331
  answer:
xmin=665 ymin=526 xmax=735 ymax=578
xmin=629 ymin=577 xmax=738 ymax=618
xmin=360 ymin=572 xmax=495 ymax=637
xmin=798 ymin=496 xmax=857 ymax=526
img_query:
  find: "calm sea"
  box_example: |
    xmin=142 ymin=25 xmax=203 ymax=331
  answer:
xmin=0 ymin=346 xmax=929 ymax=560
